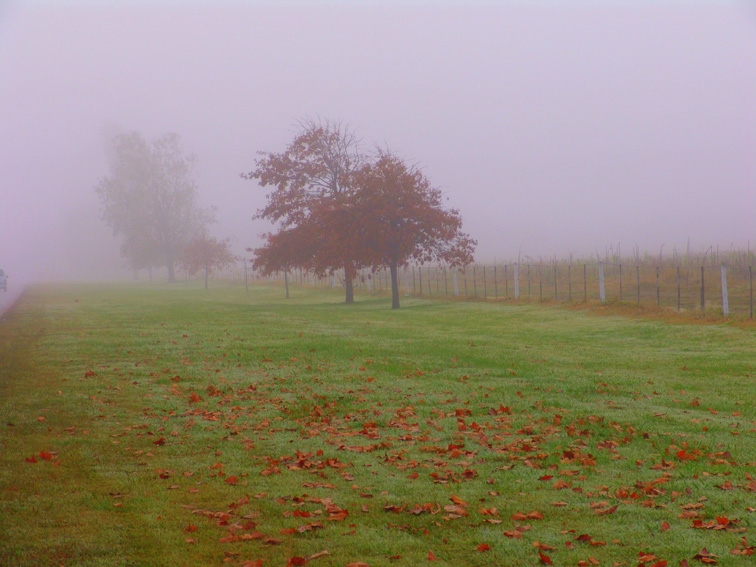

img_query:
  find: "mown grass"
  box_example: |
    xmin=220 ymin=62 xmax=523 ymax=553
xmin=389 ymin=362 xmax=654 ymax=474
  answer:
xmin=0 ymin=282 xmax=755 ymax=567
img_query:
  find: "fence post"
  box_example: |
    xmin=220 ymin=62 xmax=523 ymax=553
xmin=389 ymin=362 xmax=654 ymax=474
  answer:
xmin=619 ymin=264 xmax=623 ymax=302
xmin=656 ymin=267 xmax=660 ymax=307
xmin=583 ymin=264 xmax=587 ymax=301
xmin=750 ymin=266 xmax=753 ymax=319
xmin=483 ymin=266 xmax=487 ymax=299
xmin=636 ymin=265 xmax=640 ymax=305
xmin=720 ymin=264 xmax=728 ymax=316
xmin=453 ymin=270 xmax=459 ymax=296
xmin=418 ymin=266 xmax=423 ymax=296
xmin=473 ymin=266 xmax=478 ymax=297
xmin=444 ymin=267 xmax=448 ymax=296
xmin=701 ymin=266 xmax=705 ymax=312
xmin=599 ymin=261 xmax=605 ymax=303
xmin=677 ymin=267 xmax=681 ymax=311
xmin=553 ymin=264 xmax=558 ymax=300
xmin=568 ymin=264 xmax=572 ymax=302
xmin=514 ymin=263 xmax=519 ymax=299
xmin=505 ymin=264 xmax=509 ymax=298
xmin=493 ymin=265 xmax=498 ymax=298
xmin=538 ymin=267 xmax=543 ymax=301
xmin=527 ymin=264 xmax=531 ymax=298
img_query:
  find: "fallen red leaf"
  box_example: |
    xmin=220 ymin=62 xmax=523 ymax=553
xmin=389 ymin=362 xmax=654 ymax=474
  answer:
xmin=477 ymin=543 xmax=491 ymax=552
xmin=225 ymin=475 xmax=239 ymax=485
xmin=427 ymin=550 xmax=437 ymax=561
xmin=538 ymin=551 xmax=553 ymax=565
xmin=287 ymin=557 xmax=307 ymax=566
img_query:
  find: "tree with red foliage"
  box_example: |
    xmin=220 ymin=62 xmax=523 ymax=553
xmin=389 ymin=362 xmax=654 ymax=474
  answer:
xmin=353 ymin=151 xmax=476 ymax=308
xmin=179 ymin=236 xmax=236 ymax=289
xmin=243 ymin=119 xmax=364 ymax=303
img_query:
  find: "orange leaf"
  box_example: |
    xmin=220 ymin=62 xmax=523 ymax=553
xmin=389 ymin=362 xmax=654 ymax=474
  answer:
xmin=477 ymin=543 xmax=491 ymax=552
xmin=661 ymin=521 xmax=670 ymax=531
xmin=539 ymin=551 xmax=553 ymax=565
xmin=225 ymin=475 xmax=239 ymax=485
xmin=427 ymin=550 xmax=437 ymax=561
xmin=287 ymin=557 xmax=307 ymax=566
xmin=346 ymin=563 xmax=370 ymax=567
xmin=39 ymin=450 xmax=54 ymax=461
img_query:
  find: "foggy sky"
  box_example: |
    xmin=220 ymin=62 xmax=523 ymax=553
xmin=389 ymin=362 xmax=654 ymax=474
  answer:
xmin=1 ymin=0 xmax=754 ymax=284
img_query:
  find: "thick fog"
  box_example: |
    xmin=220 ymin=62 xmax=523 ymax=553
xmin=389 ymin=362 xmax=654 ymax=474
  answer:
xmin=1 ymin=1 xmax=754 ymax=286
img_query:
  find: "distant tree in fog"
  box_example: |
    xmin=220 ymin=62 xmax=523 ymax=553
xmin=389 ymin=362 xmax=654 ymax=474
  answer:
xmin=179 ymin=236 xmax=236 ymax=289
xmin=95 ymin=132 xmax=214 ymax=281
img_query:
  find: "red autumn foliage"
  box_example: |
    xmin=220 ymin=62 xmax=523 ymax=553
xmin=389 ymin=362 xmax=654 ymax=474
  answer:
xmin=244 ymin=120 xmax=475 ymax=308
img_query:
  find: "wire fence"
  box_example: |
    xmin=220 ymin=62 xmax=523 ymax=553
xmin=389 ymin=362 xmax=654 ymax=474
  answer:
xmin=215 ymin=257 xmax=755 ymax=318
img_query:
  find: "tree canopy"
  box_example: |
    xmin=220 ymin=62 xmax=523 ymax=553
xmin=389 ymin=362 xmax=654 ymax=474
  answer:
xmin=243 ymin=119 xmax=364 ymax=303
xmin=245 ymin=121 xmax=476 ymax=308
xmin=353 ymin=151 xmax=476 ymax=308
xmin=96 ymin=132 xmax=214 ymax=281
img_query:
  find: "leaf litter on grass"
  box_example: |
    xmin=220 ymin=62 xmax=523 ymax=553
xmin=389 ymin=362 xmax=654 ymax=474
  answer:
xmin=2 ymin=284 xmax=756 ymax=566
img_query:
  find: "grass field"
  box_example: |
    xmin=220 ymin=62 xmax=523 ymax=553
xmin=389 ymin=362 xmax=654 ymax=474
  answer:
xmin=1 ymin=282 xmax=755 ymax=567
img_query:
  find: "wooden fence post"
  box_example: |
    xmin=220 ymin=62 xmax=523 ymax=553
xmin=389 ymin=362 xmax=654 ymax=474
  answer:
xmin=721 ymin=264 xmax=728 ymax=316
xmin=750 ymin=266 xmax=753 ymax=319
xmin=514 ymin=263 xmax=519 ymax=299
xmin=583 ymin=264 xmax=587 ymax=301
xmin=656 ymin=267 xmax=660 ymax=307
xmin=494 ymin=265 xmax=498 ymax=298
xmin=553 ymin=264 xmax=558 ymax=300
xmin=599 ymin=261 xmax=605 ymax=303
xmin=619 ymin=264 xmax=623 ymax=302
xmin=677 ymin=267 xmax=681 ymax=311
xmin=636 ymin=265 xmax=640 ymax=305
xmin=701 ymin=266 xmax=705 ymax=312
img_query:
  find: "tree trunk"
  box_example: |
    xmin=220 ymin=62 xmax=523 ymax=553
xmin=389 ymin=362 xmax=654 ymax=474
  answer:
xmin=390 ymin=259 xmax=400 ymax=309
xmin=204 ymin=267 xmax=209 ymax=289
xmin=344 ymin=262 xmax=355 ymax=304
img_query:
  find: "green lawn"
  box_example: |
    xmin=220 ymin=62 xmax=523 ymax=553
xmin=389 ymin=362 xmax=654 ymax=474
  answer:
xmin=1 ymin=282 xmax=755 ymax=567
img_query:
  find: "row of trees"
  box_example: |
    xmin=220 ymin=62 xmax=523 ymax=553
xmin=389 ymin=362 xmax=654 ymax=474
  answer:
xmin=95 ymin=132 xmax=235 ymax=286
xmin=244 ymin=119 xmax=476 ymax=308
xmin=95 ymin=121 xmax=476 ymax=307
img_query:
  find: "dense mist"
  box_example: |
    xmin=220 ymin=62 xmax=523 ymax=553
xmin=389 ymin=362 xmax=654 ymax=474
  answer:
xmin=1 ymin=1 xmax=754 ymax=288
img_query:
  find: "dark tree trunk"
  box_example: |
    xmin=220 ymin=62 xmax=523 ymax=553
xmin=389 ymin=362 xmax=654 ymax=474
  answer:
xmin=390 ymin=259 xmax=400 ymax=309
xmin=344 ymin=261 xmax=355 ymax=304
